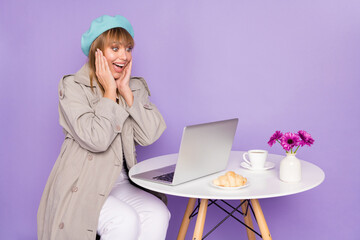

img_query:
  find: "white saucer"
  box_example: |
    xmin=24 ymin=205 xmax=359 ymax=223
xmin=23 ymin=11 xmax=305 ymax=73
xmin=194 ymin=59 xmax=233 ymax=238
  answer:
xmin=240 ymin=161 xmax=275 ymax=171
xmin=210 ymin=181 xmax=250 ymax=190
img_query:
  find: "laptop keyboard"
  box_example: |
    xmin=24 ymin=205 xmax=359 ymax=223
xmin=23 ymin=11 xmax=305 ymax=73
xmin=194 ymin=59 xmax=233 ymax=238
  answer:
xmin=153 ymin=172 xmax=174 ymax=182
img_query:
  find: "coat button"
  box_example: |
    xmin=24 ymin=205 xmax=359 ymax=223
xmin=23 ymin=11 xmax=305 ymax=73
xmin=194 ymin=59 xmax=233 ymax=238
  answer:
xmin=116 ymin=125 xmax=121 ymax=131
xmin=88 ymin=154 xmax=93 ymax=161
xmin=72 ymin=186 xmax=78 ymax=192
xmin=59 ymin=89 xmax=64 ymax=99
xmin=59 ymin=222 xmax=64 ymax=229
xmin=143 ymin=103 xmax=153 ymax=110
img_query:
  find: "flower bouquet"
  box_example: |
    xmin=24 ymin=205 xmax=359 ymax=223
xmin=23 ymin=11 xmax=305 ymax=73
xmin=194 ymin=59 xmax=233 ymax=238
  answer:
xmin=268 ymin=130 xmax=314 ymax=182
xmin=268 ymin=130 xmax=314 ymax=153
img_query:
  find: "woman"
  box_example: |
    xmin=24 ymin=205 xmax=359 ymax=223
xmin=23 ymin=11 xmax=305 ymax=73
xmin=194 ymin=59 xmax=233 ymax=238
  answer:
xmin=37 ymin=15 xmax=170 ymax=240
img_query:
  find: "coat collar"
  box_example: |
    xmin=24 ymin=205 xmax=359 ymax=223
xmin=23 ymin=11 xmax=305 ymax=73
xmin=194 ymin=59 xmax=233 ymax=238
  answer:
xmin=74 ymin=63 xmax=96 ymax=87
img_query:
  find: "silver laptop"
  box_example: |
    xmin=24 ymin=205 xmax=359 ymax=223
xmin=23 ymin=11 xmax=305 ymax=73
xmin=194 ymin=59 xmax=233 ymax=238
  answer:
xmin=131 ymin=118 xmax=238 ymax=185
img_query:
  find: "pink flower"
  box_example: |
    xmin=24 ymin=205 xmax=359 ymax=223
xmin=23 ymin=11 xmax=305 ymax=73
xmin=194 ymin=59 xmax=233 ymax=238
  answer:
xmin=268 ymin=131 xmax=283 ymax=147
xmin=280 ymin=132 xmax=300 ymax=152
xmin=297 ymin=130 xmax=314 ymax=147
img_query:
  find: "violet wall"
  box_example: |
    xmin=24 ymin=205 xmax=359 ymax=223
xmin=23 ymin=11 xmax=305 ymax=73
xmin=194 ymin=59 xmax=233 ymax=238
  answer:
xmin=1 ymin=0 xmax=359 ymax=239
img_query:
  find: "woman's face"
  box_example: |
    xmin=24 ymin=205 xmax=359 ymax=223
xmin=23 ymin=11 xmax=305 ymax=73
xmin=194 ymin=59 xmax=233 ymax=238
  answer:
xmin=103 ymin=41 xmax=132 ymax=80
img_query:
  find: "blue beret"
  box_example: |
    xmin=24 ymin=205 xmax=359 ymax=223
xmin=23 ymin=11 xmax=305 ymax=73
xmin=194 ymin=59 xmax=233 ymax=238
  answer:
xmin=81 ymin=15 xmax=134 ymax=56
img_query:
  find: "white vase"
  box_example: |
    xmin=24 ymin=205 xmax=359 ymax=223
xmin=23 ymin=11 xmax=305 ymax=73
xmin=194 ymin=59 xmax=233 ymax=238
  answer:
xmin=279 ymin=153 xmax=301 ymax=183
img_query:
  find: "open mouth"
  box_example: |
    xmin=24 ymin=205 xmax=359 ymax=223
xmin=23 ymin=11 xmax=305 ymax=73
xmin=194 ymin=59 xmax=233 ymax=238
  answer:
xmin=113 ymin=63 xmax=125 ymax=68
xmin=113 ymin=63 xmax=125 ymax=72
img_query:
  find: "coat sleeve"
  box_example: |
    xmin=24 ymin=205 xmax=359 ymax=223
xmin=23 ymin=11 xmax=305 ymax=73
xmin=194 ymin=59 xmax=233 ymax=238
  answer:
xmin=58 ymin=76 xmax=129 ymax=152
xmin=126 ymin=78 xmax=166 ymax=146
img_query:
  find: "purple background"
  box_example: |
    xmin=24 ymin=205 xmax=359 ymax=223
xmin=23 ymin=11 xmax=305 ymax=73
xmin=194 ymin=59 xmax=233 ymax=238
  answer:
xmin=1 ymin=0 xmax=359 ymax=239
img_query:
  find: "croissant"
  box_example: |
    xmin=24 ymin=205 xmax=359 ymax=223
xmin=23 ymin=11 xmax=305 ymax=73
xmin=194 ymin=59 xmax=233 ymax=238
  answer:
xmin=213 ymin=171 xmax=247 ymax=187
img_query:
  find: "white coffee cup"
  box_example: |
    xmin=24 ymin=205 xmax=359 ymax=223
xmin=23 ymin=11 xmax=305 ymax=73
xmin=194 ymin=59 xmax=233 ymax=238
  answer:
xmin=242 ymin=150 xmax=268 ymax=169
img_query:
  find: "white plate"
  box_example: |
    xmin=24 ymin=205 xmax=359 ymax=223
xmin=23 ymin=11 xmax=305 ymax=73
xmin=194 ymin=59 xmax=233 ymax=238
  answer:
xmin=240 ymin=161 xmax=275 ymax=171
xmin=210 ymin=181 xmax=250 ymax=190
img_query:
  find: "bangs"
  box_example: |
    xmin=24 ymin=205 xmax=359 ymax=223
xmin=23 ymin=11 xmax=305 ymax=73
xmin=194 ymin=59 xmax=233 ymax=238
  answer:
xmin=104 ymin=28 xmax=134 ymax=48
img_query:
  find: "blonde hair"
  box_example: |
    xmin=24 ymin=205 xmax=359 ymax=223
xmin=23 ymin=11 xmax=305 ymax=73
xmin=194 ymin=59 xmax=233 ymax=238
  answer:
xmin=88 ymin=28 xmax=135 ymax=94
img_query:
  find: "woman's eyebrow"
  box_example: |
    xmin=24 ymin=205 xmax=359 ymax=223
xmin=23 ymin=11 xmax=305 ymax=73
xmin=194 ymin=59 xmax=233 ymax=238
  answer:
xmin=110 ymin=41 xmax=132 ymax=47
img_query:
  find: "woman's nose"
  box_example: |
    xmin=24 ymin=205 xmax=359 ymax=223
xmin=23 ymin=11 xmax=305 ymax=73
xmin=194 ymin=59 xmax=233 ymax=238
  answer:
xmin=117 ymin=48 xmax=127 ymax=60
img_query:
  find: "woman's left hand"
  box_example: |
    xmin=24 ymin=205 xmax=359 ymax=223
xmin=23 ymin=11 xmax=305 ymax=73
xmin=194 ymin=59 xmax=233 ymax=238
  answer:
xmin=116 ymin=60 xmax=133 ymax=107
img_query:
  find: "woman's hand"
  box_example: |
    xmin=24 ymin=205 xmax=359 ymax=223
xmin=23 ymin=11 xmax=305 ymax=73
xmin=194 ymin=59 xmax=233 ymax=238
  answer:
xmin=116 ymin=60 xmax=134 ymax=107
xmin=95 ymin=49 xmax=117 ymax=101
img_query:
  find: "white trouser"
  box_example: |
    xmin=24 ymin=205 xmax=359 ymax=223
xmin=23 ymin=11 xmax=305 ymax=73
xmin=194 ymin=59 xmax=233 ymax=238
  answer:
xmin=97 ymin=168 xmax=171 ymax=240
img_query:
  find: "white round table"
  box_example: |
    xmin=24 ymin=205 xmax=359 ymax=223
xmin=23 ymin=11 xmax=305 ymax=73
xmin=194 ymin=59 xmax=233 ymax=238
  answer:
xmin=130 ymin=151 xmax=325 ymax=240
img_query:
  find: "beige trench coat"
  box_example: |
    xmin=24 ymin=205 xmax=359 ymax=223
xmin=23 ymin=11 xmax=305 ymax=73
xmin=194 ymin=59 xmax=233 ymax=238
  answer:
xmin=37 ymin=64 xmax=166 ymax=240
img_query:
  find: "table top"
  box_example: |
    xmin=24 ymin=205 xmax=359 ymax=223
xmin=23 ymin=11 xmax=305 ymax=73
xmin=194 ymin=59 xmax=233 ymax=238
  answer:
xmin=129 ymin=151 xmax=325 ymax=200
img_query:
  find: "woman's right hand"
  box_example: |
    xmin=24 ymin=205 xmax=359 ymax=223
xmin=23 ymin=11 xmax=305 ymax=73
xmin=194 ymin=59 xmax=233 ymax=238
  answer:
xmin=95 ymin=49 xmax=117 ymax=101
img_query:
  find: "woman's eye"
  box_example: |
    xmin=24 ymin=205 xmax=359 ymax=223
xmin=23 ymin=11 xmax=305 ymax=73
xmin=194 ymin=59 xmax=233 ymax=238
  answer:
xmin=126 ymin=47 xmax=133 ymax=52
xmin=112 ymin=47 xmax=119 ymax=51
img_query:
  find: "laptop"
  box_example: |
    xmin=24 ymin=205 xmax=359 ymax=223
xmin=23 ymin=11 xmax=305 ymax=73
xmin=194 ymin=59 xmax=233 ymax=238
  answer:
xmin=131 ymin=118 xmax=238 ymax=185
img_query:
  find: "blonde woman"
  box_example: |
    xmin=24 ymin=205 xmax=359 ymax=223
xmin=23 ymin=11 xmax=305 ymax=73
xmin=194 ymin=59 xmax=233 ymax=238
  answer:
xmin=37 ymin=15 xmax=170 ymax=240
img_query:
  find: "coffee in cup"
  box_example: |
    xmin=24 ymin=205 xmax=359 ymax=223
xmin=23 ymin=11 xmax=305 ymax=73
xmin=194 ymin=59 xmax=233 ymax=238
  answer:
xmin=242 ymin=150 xmax=268 ymax=169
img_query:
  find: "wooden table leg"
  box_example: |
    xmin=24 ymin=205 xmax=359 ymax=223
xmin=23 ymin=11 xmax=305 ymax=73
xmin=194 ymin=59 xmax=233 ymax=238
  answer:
xmin=177 ymin=198 xmax=197 ymax=240
xmin=241 ymin=200 xmax=256 ymax=240
xmin=250 ymin=199 xmax=272 ymax=240
xmin=192 ymin=199 xmax=208 ymax=240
